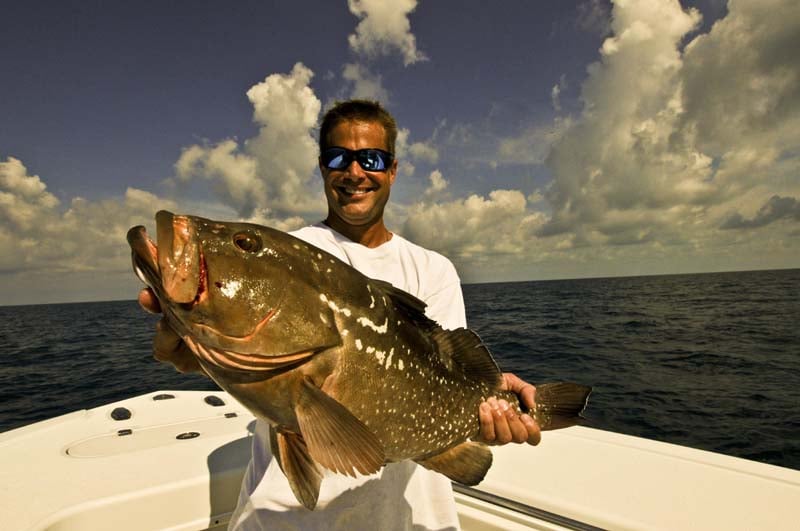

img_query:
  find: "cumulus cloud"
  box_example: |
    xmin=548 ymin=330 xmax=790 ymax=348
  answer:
xmin=539 ymin=0 xmax=800 ymax=252
xmin=0 ymin=157 xmax=176 ymax=278
xmin=342 ymin=63 xmax=390 ymax=102
xmin=347 ymin=0 xmax=427 ymax=65
xmin=721 ymin=195 xmax=800 ymax=229
xmin=394 ymin=128 xmax=439 ymax=178
xmin=0 ymin=157 xmax=60 ymax=232
xmin=402 ymin=190 xmax=546 ymax=261
xmin=173 ymin=63 xmax=325 ymax=219
xmin=424 ymin=170 xmax=448 ymax=197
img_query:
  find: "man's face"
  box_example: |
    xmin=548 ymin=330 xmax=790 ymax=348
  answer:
xmin=320 ymin=120 xmax=397 ymax=228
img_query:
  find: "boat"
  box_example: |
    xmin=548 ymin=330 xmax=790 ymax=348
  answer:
xmin=1 ymin=390 xmax=798 ymax=530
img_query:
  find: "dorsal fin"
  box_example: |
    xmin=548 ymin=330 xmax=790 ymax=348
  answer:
xmin=431 ymin=328 xmax=503 ymax=389
xmin=369 ymin=278 xmax=438 ymax=333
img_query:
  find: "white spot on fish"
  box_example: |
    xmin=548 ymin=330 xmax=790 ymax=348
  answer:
xmin=320 ymin=294 xmax=352 ymax=317
xmin=385 ymin=348 xmax=394 ymax=369
xmin=370 ymin=295 xmax=375 ymax=309
xmin=342 ymin=329 xmax=349 ymax=337
xmin=374 ymin=349 xmax=386 ymax=364
xmin=317 ymin=253 xmax=322 ymax=259
xmin=398 ymin=359 xmax=405 ymax=371
xmin=357 ymin=316 xmax=388 ymax=334
xmin=218 ymin=280 xmax=241 ymax=298
xmin=355 ymin=339 xmax=363 ymax=350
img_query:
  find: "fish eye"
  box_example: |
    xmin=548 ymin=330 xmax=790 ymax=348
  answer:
xmin=233 ymin=232 xmax=262 ymax=253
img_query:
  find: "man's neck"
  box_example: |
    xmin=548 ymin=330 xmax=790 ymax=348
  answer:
xmin=323 ymin=217 xmax=393 ymax=248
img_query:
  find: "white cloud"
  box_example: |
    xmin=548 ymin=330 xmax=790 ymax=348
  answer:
xmin=0 ymin=157 xmax=60 ymax=232
xmin=342 ymin=63 xmax=390 ymax=102
xmin=424 ymin=170 xmax=448 ymax=196
xmin=173 ymin=63 xmax=325 ymax=219
xmin=539 ymin=0 xmax=800 ymax=253
xmin=402 ymin=190 xmax=541 ymax=260
xmin=0 ymin=156 xmax=176 ymax=279
xmin=347 ymin=0 xmax=427 ymax=65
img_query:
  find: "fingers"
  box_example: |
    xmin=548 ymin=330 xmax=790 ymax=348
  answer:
xmin=478 ymin=397 xmax=540 ymax=446
xmin=138 ymin=288 xmax=162 ymax=314
xmin=153 ymin=318 xmax=203 ymax=374
xmin=502 ymin=372 xmax=537 ymax=411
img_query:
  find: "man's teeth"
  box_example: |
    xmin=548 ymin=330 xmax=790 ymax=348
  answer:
xmin=343 ymin=186 xmax=371 ymax=195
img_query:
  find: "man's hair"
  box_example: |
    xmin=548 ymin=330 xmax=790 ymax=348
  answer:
xmin=319 ymin=99 xmax=398 ymax=155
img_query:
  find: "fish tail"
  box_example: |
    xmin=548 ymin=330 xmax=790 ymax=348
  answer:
xmin=532 ymin=382 xmax=592 ymax=431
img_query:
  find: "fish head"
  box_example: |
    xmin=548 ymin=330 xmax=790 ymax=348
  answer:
xmin=127 ymin=211 xmax=342 ymax=372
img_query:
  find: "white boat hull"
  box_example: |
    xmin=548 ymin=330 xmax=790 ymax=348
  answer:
xmin=1 ymin=391 xmax=798 ymax=530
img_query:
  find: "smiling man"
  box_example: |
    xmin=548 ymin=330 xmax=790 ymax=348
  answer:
xmin=142 ymin=99 xmax=540 ymax=530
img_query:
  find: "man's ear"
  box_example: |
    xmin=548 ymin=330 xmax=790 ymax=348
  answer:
xmin=389 ymin=159 xmax=397 ymax=185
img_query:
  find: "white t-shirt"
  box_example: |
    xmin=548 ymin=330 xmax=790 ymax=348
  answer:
xmin=228 ymin=224 xmax=467 ymax=531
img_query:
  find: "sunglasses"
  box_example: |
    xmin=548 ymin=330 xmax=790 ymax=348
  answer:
xmin=321 ymin=147 xmax=394 ymax=172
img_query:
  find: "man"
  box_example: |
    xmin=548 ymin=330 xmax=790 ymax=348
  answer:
xmin=139 ymin=100 xmax=540 ymax=530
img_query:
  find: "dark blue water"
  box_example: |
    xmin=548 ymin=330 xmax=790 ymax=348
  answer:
xmin=1 ymin=269 xmax=798 ymax=470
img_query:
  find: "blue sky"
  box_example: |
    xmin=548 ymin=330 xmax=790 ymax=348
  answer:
xmin=1 ymin=0 xmax=798 ymax=305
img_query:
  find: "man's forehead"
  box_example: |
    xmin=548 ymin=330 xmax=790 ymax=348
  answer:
xmin=329 ymin=120 xmax=389 ymax=148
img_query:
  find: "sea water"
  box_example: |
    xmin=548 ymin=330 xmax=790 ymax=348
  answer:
xmin=1 ymin=269 xmax=798 ymax=470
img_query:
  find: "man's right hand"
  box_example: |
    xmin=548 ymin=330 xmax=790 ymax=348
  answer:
xmin=138 ymin=288 xmax=205 ymax=375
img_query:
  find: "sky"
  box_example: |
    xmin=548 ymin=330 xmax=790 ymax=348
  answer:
xmin=1 ymin=0 xmax=799 ymax=305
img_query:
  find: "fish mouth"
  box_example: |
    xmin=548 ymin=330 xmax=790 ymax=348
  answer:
xmin=128 ymin=211 xmax=302 ymax=374
xmin=127 ymin=211 xmax=205 ymax=306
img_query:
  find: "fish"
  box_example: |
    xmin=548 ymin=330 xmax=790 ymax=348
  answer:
xmin=127 ymin=210 xmax=592 ymax=510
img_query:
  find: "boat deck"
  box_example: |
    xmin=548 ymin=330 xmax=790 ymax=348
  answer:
xmin=1 ymin=390 xmax=798 ymax=530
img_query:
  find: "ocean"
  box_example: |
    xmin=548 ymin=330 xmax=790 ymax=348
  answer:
xmin=1 ymin=269 xmax=798 ymax=470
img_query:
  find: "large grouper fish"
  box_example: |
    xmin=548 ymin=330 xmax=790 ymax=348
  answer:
xmin=128 ymin=211 xmax=591 ymax=510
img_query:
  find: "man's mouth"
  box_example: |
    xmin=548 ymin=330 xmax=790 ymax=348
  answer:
xmin=337 ymin=184 xmax=376 ymax=196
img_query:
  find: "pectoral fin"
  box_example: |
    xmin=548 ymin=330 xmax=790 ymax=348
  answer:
xmin=295 ymin=377 xmax=385 ymax=477
xmin=274 ymin=428 xmax=323 ymax=511
xmin=415 ymin=441 xmax=493 ymax=486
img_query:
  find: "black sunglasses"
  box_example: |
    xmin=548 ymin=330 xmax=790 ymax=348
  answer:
xmin=321 ymin=147 xmax=394 ymax=172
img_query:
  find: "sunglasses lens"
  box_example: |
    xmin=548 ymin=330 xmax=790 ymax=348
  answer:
xmin=322 ymin=148 xmax=393 ymax=171
xmin=322 ymin=148 xmax=350 ymax=169
xmin=359 ymin=150 xmax=387 ymax=171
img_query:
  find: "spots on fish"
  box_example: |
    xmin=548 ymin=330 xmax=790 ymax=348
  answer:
xmin=355 ymin=339 xmax=363 ymax=351
xmin=256 ymin=247 xmax=278 ymax=258
xmin=341 ymin=329 xmax=349 ymax=337
xmin=385 ymin=348 xmax=394 ymax=369
xmin=217 ymin=279 xmax=242 ymax=298
xmin=292 ymin=244 xmax=301 ymax=250
xmin=357 ymin=316 xmax=388 ymax=334
xmin=319 ymin=313 xmax=329 ymax=325
xmin=316 ymin=253 xmax=322 ymax=260
xmin=369 ymin=295 xmax=375 ymax=309
xmin=319 ymin=293 xmax=352 ymax=317
xmin=398 ymin=359 xmax=405 ymax=371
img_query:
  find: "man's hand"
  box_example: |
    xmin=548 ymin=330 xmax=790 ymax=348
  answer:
xmin=477 ymin=373 xmax=541 ymax=446
xmin=138 ymin=288 xmax=205 ymax=375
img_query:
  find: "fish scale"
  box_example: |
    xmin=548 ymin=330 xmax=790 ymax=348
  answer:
xmin=128 ymin=210 xmax=592 ymax=510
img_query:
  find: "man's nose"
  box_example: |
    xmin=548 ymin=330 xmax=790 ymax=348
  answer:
xmin=345 ymin=159 xmax=367 ymax=178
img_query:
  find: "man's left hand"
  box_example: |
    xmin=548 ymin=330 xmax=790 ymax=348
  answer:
xmin=476 ymin=373 xmax=541 ymax=446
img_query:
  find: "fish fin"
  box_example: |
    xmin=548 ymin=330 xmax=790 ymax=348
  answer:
xmin=415 ymin=441 xmax=493 ymax=486
xmin=295 ymin=377 xmax=385 ymax=477
xmin=371 ymin=279 xmax=439 ymax=332
xmin=274 ymin=428 xmax=323 ymax=510
xmin=432 ymin=328 xmax=504 ymax=389
xmin=534 ymin=382 xmax=593 ymax=430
